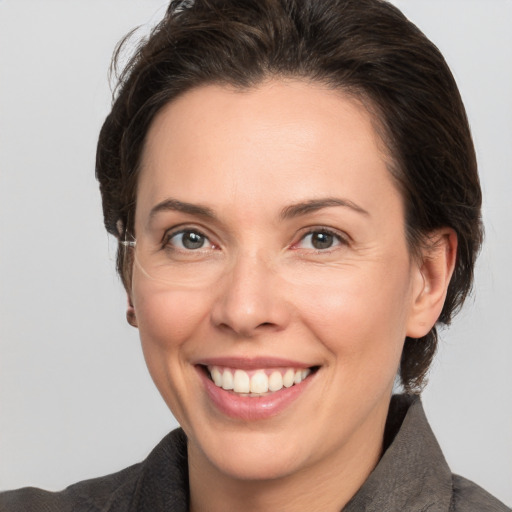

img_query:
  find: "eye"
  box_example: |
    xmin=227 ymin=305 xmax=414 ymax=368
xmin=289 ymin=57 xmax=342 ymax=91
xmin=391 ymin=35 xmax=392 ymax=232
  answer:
xmin=165 ymin=229 xmax=212 ymax=250
xmin=296 ymin=229 xmax=346 ymax=251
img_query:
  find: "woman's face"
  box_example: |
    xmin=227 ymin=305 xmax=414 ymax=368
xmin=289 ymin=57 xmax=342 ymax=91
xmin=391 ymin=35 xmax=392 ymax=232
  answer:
xmin=131 ymin=80 xmax=426 ymax=483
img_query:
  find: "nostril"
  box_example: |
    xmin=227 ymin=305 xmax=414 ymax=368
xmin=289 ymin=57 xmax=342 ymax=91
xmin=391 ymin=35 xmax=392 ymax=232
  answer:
xmin=216 ymin=322 xmax=235 ymax=334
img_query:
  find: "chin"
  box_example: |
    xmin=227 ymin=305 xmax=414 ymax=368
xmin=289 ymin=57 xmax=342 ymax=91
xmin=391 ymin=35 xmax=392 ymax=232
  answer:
xmin=212 ymin=449 xmax=303 ymax=482
xmin=189 ymin=424 xmax=310 ymax=482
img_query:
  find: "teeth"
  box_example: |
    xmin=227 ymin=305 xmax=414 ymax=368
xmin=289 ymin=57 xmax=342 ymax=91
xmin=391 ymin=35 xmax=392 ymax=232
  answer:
xmin=283 ymin=369 xmax=295 ymax=388
xmin=250 ymin=371 xmax=269 ymax=393
xmin=211 ymin=367 xmax=222 ymax=387
xmin=268 ymin=371 xmax=283 ymax=392
xmin=208 ymin=366 xmax=313 ymax=396
xmin=222 ymin=369 xmax=234 ymax=390
xmin=233 ymin=369 xmax=250 ymax=393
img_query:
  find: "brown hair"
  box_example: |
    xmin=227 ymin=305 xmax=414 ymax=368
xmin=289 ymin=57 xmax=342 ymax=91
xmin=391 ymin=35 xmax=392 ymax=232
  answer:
xmin=96 ymin=0 xmax=483 ymax=392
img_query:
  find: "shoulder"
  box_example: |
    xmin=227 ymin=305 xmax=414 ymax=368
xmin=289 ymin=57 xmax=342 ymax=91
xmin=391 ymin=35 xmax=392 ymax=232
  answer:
xmin=450 ymin=474 xmax=510 ymax=512
xmin=0 ymin=462 xmax=143 ymax=512
xmin=0 ymin=428 xmax=189 ymax=512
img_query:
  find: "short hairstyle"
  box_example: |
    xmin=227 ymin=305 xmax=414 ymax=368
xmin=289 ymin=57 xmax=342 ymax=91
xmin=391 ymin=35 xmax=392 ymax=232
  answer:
xmin=96 ymin=0 xmax=483 ymax=392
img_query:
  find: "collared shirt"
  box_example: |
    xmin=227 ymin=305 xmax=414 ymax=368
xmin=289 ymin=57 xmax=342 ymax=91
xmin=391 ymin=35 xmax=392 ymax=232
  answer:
xmin=0 ymin=395 xmax=509 ymax=511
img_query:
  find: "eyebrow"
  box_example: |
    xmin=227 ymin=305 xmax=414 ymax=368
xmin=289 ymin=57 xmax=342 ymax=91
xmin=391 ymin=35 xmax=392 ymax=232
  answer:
xmin=149 ymin=198 xmax=217 ymax=220
xmin=148 ymin=196 xmax=369 ymax=223
xmin=280 ymin=198 xmax=369 ymax=220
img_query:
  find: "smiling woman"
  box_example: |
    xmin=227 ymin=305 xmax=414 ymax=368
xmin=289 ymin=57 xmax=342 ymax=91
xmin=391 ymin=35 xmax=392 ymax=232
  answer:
xmin=0 ymin=0 xmax=510 ymax=511
xmin=129 ymin=82 xmax=431 ymax=490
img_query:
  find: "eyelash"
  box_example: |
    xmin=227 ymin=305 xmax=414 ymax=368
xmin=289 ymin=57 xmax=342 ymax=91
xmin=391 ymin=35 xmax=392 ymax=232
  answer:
xmin=292 ymin=227 xmax=348 ymax=252
xmin=161 ymin=226 xmax=349 ymax=253
xmin=162 ymin=228 xmax=215 ymax=252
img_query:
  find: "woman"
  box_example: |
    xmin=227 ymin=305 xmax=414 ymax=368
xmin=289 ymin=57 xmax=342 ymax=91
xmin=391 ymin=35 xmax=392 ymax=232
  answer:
xmin=0 ymin=0 xmax=509 ymax=510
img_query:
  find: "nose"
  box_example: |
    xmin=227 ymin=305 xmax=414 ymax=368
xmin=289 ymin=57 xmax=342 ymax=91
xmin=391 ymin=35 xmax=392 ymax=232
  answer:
xmin=211 ymin=251 xmax=290 ymax=338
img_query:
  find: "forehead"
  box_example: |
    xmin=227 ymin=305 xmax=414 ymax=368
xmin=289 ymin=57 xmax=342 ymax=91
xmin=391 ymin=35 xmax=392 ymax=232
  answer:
xmin=136 ymin=79 xmax=399 ymax=222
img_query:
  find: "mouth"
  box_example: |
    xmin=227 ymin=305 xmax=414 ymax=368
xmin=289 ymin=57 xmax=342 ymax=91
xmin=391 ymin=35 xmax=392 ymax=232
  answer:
xmin=195 ymin=357 xmax=320 ymax=420
xmin=200 ymin=364 xmax=319 ymax=397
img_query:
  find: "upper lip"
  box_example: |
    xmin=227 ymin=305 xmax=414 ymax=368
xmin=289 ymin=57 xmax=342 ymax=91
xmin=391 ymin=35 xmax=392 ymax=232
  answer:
xmin=194 ymin=356 xmax=315 ymax=370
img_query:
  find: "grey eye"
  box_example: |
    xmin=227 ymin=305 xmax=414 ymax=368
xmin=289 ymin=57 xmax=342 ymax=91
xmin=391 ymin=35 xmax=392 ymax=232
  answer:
xmin=296 ymin=230 xmax=345 ymax=251
xmin=312 ymin=232 xmax=334 ymax=249
xmin=169 ymin=230 xmax=208 ymax=250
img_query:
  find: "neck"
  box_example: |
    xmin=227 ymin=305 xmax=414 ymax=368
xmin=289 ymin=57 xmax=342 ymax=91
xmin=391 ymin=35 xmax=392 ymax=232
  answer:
xmin=188 ymin=401 xmax=389 ymax=512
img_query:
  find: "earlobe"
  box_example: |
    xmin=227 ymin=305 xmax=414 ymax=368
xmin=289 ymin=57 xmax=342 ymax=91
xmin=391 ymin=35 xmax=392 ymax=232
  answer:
xmin=406 ymin=229 xmax=457 ymax=338
xmin=126 ymin=294 xmax=138 ymax=328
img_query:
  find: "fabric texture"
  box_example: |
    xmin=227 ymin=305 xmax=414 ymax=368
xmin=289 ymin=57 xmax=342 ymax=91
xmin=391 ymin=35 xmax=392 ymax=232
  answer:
xmin=0 ymin=395 xmax=509 ymax=511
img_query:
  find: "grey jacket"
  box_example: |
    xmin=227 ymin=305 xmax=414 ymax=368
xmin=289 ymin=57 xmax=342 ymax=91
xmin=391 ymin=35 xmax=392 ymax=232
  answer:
xmin=0 ymin=395 xmax=509 ymax=511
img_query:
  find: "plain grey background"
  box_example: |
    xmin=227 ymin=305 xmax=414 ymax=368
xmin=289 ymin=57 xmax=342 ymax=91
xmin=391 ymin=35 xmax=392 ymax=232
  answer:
xmin=0 ymin=0 xmax=511 ymax=505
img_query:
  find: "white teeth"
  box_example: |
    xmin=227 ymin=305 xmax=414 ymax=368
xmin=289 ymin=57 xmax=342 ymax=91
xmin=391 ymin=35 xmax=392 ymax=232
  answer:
xmin=283 ymin=369 xmax=295 ymax=388
xmin=222 ymin=369 xmax=234 ymax=390
xmin=268 ymin=371 xmax=283 ymax=392
xmin=208 ymin=366 xmax=313 ymax=396
xmin=233 ymin=369 xmax=250 ymax=393
xmin=211 ymin=367 xmax=222 ymax=387
xmin=250 ymin=371 xmax=268 ymax=393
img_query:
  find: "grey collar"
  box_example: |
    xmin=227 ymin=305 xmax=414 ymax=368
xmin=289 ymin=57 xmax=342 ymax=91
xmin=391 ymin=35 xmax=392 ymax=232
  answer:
xmin=343 ymin=394 xmax=452 ymax=512
xmin=133 ymin=395 xmax=452 ymax=512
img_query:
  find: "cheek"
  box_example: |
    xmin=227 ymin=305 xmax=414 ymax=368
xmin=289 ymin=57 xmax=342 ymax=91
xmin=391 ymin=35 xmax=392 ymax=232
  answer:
xmin=292 ymin=260 xmax=413 ymax=365
xmin=131 ymin=281 xmax=213 ymax=421
xmin=132 ymin=279 xmax=212 ymax=352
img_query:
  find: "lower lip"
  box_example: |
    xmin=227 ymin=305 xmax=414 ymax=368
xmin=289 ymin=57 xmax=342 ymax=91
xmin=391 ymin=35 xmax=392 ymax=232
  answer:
xmin=197 ymin=367 xmax=315 ymax=421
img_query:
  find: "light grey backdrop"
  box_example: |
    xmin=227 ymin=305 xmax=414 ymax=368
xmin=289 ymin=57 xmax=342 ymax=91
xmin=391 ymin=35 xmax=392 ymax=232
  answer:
xmin=1 ymin=0 xmax=511 ymax=505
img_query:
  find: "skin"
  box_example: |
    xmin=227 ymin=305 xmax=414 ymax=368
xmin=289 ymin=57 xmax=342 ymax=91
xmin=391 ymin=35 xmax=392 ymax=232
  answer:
xmin=128 ymin=80 xmax=456 ymax=512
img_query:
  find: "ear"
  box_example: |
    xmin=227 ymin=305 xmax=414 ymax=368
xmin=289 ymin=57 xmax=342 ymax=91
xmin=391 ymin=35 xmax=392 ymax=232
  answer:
xmin=406 ymin=228 xmax=457 ymax=338
xmin=126 ymin=293 xmax=138 ymax=328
